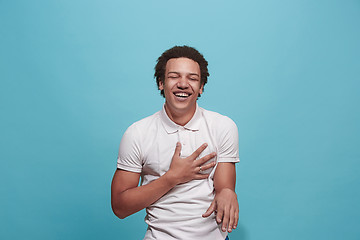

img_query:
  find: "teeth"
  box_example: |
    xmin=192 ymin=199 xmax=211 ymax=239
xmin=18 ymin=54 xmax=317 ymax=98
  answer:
xmin=175 ymin=93 xmax=189 ymax=97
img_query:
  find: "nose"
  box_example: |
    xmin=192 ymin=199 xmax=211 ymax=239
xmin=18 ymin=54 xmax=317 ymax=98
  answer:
xmin=177 ymin=76 xmax=189 ymax=89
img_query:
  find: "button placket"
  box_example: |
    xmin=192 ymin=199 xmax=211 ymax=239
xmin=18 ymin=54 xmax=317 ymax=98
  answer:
xmin=179 ymin=127 xmax=191 ymax=157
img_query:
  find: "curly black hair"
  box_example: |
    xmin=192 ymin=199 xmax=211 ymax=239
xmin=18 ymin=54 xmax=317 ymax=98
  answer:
xmin=154 ymin=46 xmax=209 ymax=97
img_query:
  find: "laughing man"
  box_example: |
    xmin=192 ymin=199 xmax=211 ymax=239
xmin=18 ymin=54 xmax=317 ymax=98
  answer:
xmin=111 ymin=46 xmax=240 ymax=240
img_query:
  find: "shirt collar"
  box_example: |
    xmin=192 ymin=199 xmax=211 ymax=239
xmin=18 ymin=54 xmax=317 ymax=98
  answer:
xmin=160 ymin=104 xmax=202 ymax=134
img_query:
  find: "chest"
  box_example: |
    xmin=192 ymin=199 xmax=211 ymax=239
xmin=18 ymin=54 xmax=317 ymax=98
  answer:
xmin=141 ymin=126 xmax=218 ymax=177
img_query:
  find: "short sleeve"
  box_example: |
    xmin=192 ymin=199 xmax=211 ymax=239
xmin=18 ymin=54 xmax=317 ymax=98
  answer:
xmin=216 ymin=116 xmax=240 ymax=163
xmin=117 ymin=124 xmax=143 ymax=173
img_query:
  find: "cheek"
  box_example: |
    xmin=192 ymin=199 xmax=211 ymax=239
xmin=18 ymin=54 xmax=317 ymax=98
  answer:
xmin=163 ymin=84 xmax=173 ymax=96
xmin=165 ymin=81 xmax=177 ymax=91
xmin=191 ymin=83 xmax=202 ymax=93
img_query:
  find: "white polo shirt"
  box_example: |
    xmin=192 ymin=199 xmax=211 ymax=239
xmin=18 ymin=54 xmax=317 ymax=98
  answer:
xmin=117 ymin=104 xmax=239 ymax=240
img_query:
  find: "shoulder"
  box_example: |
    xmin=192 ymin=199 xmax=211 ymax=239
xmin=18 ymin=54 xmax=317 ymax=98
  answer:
xmin=118 ymin=111 xmax=161 ymax=159
xmin=200 ymin=108 xmax=240 ymax=161
xmin=125 ymin=111 xmax=161 ymax=133
xmin=200 ymin=107 xmax=238 ymax=130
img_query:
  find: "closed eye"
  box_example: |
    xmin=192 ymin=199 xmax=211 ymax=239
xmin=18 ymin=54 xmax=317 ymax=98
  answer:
xmin=167 ymin=73 xmax=180 ymax=79
xmin=188 ymin=73 xmax=199 ymax=81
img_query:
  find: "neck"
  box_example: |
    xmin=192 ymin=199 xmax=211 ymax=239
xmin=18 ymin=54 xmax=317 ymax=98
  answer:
xmin=164 ymin=105 xmax=196 ymax=126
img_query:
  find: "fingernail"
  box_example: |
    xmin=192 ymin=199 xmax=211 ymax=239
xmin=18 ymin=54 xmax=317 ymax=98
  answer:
xmin=204 ymin=143 xmax=208 ymax=147
xmin=176 ymin=142 xmax=180 ymax=146
xmin=222 ymin=227 xmax=226 ymax=232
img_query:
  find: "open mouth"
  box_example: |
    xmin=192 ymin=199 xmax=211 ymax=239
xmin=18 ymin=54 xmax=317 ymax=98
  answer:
xmin=174 ymin=92 xmax=191 ymax=98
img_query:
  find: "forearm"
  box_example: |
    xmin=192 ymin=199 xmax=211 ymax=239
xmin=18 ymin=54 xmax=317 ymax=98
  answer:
xmin=111 ymin=171 xmax=177 ymax=219
xmin=214 ymin=162 xmax=236 ymax=192
xmin=208 ymin=162 xmax=239 ymax=232
xmin=112 ymin=142 xmax=215 ymax=219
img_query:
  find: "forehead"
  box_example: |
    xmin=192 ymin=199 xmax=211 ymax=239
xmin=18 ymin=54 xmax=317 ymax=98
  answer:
xmin=165 ymin=57 xmax=200 ymax=74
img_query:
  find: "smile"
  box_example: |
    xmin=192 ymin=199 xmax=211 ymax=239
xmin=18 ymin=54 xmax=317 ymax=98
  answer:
xmin=174 ymin=92 xmax=191 ymax=98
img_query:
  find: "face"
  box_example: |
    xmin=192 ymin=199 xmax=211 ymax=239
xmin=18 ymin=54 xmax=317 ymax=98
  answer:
xmin=159 ymin=57 xmax=203 ymax=118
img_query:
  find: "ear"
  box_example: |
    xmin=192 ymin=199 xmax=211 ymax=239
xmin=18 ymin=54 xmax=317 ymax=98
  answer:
xmin=199 ymin=84 xmax=203 ymax=94
xmin=159 ymin=80 xmax=164 ymax=90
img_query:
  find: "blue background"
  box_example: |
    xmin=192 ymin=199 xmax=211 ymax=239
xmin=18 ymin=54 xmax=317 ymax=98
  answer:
xmin=1 ymin=0 xmax=359 ymax=239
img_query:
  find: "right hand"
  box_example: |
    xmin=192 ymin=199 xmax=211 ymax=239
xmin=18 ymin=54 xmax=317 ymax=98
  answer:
xmin=165 ymin=142 xmax=216 ymax=185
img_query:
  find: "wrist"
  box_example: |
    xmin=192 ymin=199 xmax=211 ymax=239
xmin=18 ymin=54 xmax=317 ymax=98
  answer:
xmin=215 ymin=187 xmax=235 ymax=194
xmin=163 ymin=171 xmax=179 ymax=188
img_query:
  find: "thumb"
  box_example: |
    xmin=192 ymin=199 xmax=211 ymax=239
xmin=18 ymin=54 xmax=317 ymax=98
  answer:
xmin=202 ymin=200 xmax=216 ymax=218
xmin=174 ymin=142 xmax=182 ymax=156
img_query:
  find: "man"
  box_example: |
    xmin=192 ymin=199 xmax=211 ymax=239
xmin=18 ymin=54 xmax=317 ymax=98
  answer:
xmin=111 ymin=46 xmax=239 ymax=240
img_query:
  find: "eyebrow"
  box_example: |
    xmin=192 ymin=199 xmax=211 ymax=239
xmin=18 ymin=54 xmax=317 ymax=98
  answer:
xmin=167 ymin=71 xmax=200 ymax=77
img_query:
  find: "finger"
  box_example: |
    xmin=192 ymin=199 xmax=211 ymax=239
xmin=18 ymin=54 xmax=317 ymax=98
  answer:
xmin=216 ymin=205 xmax=224 ymax=224
xmin=233 ymin=208 xmax=239 ymax=229
xmin=221 ymin=206 xmax=229 ymax=232
xmin=173 ymin=142 xmax=182 ymax=156
xmin=228 ymin=206 xmax=235 ymax=233
xmin=190 ymin=143 xmax=208 ymax=159
xmin=194 ymin=173 xmax=210 ymax=180
xmin=202 ymin=200 xmax=216 ymax=218
xmin=198 ymin=161 xmax=216 ymax=172
xmin=195 ymin=152 xmax=216 ymax=166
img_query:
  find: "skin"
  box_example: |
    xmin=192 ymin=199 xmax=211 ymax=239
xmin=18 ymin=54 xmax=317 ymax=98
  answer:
xmin=203 ymin=162 xmax=239 ymax=232
xmin=158 ymin=57 xmax=203 ymax=126
xmin=111 ymin=57 xmax=239 ymax=233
